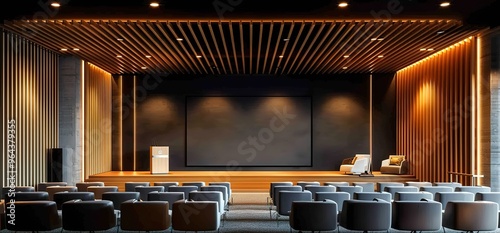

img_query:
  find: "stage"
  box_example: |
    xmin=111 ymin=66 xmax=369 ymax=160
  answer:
xmin=87 ymin=171 xmax=418 ymax=192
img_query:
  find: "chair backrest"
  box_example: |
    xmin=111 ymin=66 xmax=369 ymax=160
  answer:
xmin=2 ymin=186 xmax=35 ymax=198
xmin=201 ymin=185 xmax=228 ymax=205
xmin=315 ymin=191 xmax=350 ymax=211
xmin=46 ymin=186 xmax=77 ymax=201
xmin=62 ymin=200 xmax=116 ymax=231
xmin=124 ymin=182 xmax=150 ymax=192
xmin=148 ymin=192 xmax=185 ymax=210
xmin=324 ymin=182 xmax=350 ymax=187
xmin=5 ymin=201 xmax=61 ymax=231
xmin=352 ymin=182 xmax=375 ymax=192
xmin=455 ymin=186 xmax=491 ymax=196
xmin=189 ymin=191 xmax=224 ymax=215
xmin=101 ymin=192 xmax=140 ymax=210
xmin=75 ymin=182 xmax=104 ymax=192
xmin=405 ymin=181 xmax=432 ymax=188
xmin=135 ymin=186 xmax=165 ymax=201
xmin=273 ymin=185 xmax=302 ymax=206
xmin=36 ymin=182 xmax=67 ymax=191
xmin=420 ymin=186 xmax=454 ymax=198
xmin=392 ymin=199 xmax=442 ymax=231
xmin=377 ymin=182 xmax=404 ymax=192
xmin=353 ymin=192 xmax=392 ymax=202
xmin=4 ymin=191 xmax=49 ymax=202
xmin=433 ymin=182 xmax=462 ymax=190
xmin=394 ymin=191 xmax=433 ymax=201
xmin=290 ymin=200 xmax=337 ymax=232
xmin=168 ymin=186 xmax=198 ymax=200
xmin=153 ymin=182 xmax=179 ymax=191
xmin=53 ymin=192 xmax=95 ymax=210
xmin=337 ymin=186 xmax=363 ymax=199
xmin=182 ymin=182 xmax=205 ymax=190
xmin=339 ymin=198 xmax=391 ymax=231
xmin=277 ymin=190 xmax=312 ymax=216
xmin=120 ymin=200 xmax=170 ymax=231
xmin=383 ymin=186 xmax=419 ymax=199
xmin=296 ymin=181 xmax=320 ymax=190
xmin=434 ymin=191 xmax=475 ymax=210
xmin=269 ymin=182 xmax=293 ymax=197
xmin=475 ymin=192 xmax=500 ymax=204
xmin=171 ymin=200 xmax=220 ymax=232
xmin=443 ymin=201 xmax=499 ymax=231
xmin=305 ymin=185 xmax=336 ymax=200
xmin=209 ymin=182 xmax=232 ymax=198
xmin=87 ymin=186 xmax=119 ymax=199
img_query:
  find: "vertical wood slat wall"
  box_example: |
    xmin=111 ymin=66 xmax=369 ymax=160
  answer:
xmin=84 ymin=63 xmax=112 ymax=179
xmin=396 ymin=38 xmax=474 ymax=185
xmin=1 ymin=31 xmax=58 ymax=187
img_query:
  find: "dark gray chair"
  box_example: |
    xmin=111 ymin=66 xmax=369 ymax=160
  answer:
xmin=336 ymin=185 xmax=363 ymax=199
xmin=182 ymin=181 xmax=205 ymax=190
xmin=296 ymin=181 xmax=320 ymax=190
xmin=88 ymin=186 xmax=119 ymax=199
xmin=36 ymin=182 xmax=67 ymax=191
xmin=201 ymin=185 xmax=229 ymax=208
xmin=420 ymin=186 xmax=454 ymax=199
xmin=271 ymin=185 xmax=303 ymax=218
xmin=352 ymin=182 xmax=375 ymax=192
xmin=455 ymin=186 xmax=491 ymax=196
xmin=53 ymin=192 xmax=95 ymax=210
xmin=443 ymin=201 xmax=499 ymax=232
xmin=5 ymin=201 xmax=61 ymax=231
xmin=377 ymin=182 xmax=404 ymax=192
xmin=2 ymin=186 xmax=35 ymax=198
xmin=305 ymin=185 xmax=336 ymax=200
xmin=209 ymin=182 xmax=232 ymax=204
xmin=168 ymin=186 xmax=198 ymax=200
xmin=269 ymin=181 xmax=293 ymax=204
xmin=120 ymin=200 xmax=170 ymax=231
xmin=276 ymin=190 xmax=312 ymax=226
xmin=433 ymin=182 xmax=462 ymax=190
xmin=4 ymin=191 xmax=48 ymax=202
xmin=290 ymin=200 xmax=337 ymax=232
xmin=172 ymin=200 xmax=220 ymax=232
xmin=339 ymin=198 xmax=391 ymax=232
xmin=189 ymin=191 xmax=225 ymax=222
xmin=124 ymin=182 xmax=150 ymax=192
xmin=75 ymin=181 xmax=105 ymax=191
xmin=383 ymin=186 xmax=419 ymax=200
xmin=392 ymin=199 xmax=442 ymax=232
xmin=62 ymin=200 xmax=116 ymax=231
xmin=405 ymin=181 xmax=432 ymax=188
xmin=135 ymin=186 xmax=165 ymax=201
xmin=46 ymin=186 xmax=77 ymax=201
xmin=148 ymin=191 xmax=185 ymax=210
xmin=353 ymin=192 xmax=392 ymax=202
xmin=153 ymin=182 xmax=179 ymax=191
xmin=102 ymin=191 xmax=140 ymax=210
xmin=394 ymin=191 xmax=433 ymax=201
xmin=324 ymin=181 xmax=349 ymax=187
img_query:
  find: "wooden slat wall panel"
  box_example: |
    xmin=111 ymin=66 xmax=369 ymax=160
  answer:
xmin=396 ymin=38 xmax=474 ymax=184
xmin=84 ymin=63 xmax=112 ymax=178
xmin=1 ymin=31 xmax=58 ymax=187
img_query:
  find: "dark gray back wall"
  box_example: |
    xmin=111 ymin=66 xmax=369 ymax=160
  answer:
xmin=113 ymin=74 xmax=395 ymax=171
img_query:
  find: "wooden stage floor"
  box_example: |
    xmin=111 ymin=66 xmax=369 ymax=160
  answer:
xmin=87 ymin=171 xmax=418 ymax=192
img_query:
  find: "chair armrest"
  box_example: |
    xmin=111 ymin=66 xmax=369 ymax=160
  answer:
xmin=381 ymin=159 xmax=390 ymax=166
xmin=342 ymin=157 xmax=354 ymax=165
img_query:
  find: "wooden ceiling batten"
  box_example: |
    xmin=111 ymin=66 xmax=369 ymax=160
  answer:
xmin=1 ymin=19 xmax=483 ymax=75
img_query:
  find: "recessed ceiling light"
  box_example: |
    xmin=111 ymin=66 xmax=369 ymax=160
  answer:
xmin=279 ymin=55 xmax=284 ymax=59
xmin=338 ymin=2 xmax=348 ymax=7
xmin=196 ymin=55 xmax=202 ymax=58
xmin=116 ymin=55 xmax=123 ymax=58
xmin=440 ymin=2 xmax=450 ymax=7
xmin=50 ymin=2 xmax=61 ymax=7
xmin=150 ymin=2 xmax=160 ymax=7
xmin=371 ymin=38 xmax=377 ymax=41
xmin=146 ymin=55 xmax=152 ymax=58
xmin=141 ymin=67 xmax=147 ymax=70
xmin=377 ymin=55 xmax=384 ymax=58
xmin=427 ymin=48 xmax=434 ymax=51
xmin=176 ymin=38 xmax=184 ymax=41
xmin=73 ymin=48 xmax=79 ymax=51
xmin=343 ymin=55 xmax=349 ymax=58
xmin=420 ymin=48 xmax=427 ymax=51
xmin=437 ymin=30 xmax=445 ymax=34
xmin=283 ymin=38 xmax=290 ymax=42
xmin=60 ymin=48 xmax=68 ymax=51
xmin=117 ymin=38 xmax=124 ymax=41
xmin=342 ymin=67 xmax=348 ymax=69
xmin=377 ymin=38 xmax=384 ymax=41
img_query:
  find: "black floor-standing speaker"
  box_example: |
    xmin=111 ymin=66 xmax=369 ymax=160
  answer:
xmin=47 ymin=148 xmax=63 ymax=182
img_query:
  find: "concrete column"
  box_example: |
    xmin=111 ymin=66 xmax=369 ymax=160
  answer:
xmin=59 ymin=55 xmax=83 ymax=185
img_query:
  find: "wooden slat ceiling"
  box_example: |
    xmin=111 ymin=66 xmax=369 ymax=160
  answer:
xmin=2 ymin=19 xmax=484 ymax=75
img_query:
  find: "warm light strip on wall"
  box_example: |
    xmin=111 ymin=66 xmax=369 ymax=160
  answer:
xmin=81 ymin=60 xmax=85 ymax=181
xmin=119 ymin=75 xmax=123 ymax=171
xmin=399 ymin=37 xmax=474 ymax=72
xmin=476 ymin=36 xmax=482 ymax=185
xmin=133 ymin=75 xmax=136 ymax=171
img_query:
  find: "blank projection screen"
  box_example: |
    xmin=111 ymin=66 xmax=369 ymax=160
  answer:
xmin=186 ymin=96 xmax=312 ymax=166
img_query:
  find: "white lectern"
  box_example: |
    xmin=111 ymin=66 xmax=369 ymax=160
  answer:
xmin=150 ymin=146 xmax=169 ymax=174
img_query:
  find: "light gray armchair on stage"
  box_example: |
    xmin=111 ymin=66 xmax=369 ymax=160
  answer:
xmin=443 ymin=201 xmax=499 ymax=232
xmin=339 ymin=198 xmax=391 ymax=232
xmin=392 ymin=199 xmax=442 ymax=232
xmin=289 ymin=200 xmax=337 ymax=232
